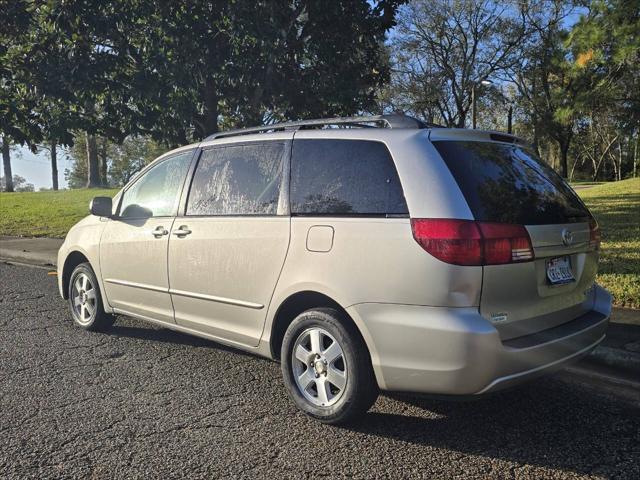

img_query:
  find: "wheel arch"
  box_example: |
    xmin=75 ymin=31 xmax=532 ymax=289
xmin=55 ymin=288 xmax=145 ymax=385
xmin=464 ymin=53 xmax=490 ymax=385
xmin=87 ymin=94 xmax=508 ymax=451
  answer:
xmin=61 ymin=250 xmax=91 ymax=300
xmin=268 ymin=290 xmax=369 ymax=362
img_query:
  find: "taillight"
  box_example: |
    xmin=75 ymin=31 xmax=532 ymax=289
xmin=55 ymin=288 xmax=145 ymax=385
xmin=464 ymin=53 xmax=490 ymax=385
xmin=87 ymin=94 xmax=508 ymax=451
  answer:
xmin=477 ymin=222 xmax=534 ymax=264
xmin=411 ymin=219 xmax=534 ymax=266
xmin=410 ymin=219 xmax=482 ymax=265
xmin=589 ymin=218 xmax=601 ymax=251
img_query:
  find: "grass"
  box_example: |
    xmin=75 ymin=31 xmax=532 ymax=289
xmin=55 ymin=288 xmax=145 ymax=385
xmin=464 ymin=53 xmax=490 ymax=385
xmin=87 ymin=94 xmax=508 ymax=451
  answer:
xmin=1 ymin=178 xmax=638 ymax=307
xmin=570 ymin=181 xmax=606 ymax=186
xmin=0 ymin=188 xmax=117 ymax=238
xmin=577 ymin=178 xmax=640 ymax=309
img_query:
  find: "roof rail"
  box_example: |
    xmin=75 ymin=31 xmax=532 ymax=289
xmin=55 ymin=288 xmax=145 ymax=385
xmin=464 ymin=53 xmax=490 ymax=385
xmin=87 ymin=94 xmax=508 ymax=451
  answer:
xmin=204 ymin=114 xmax=440 ymax=141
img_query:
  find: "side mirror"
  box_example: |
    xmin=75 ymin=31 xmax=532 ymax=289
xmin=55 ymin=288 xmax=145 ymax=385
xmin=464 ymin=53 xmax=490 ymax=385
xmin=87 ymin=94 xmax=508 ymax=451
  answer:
xmin=90 ymin=197 xmax=113 ymax=218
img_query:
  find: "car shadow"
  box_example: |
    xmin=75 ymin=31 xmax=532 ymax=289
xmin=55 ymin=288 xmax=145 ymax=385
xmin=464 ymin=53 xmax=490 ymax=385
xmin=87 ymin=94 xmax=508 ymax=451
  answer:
xmin=106 ymin=316 xmax=258 ymax=358
xmin=345 ymin=381 xmax=640 ymax=475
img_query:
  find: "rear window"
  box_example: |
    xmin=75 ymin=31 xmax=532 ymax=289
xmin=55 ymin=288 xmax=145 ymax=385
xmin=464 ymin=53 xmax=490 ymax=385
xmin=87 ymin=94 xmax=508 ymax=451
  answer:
xmin=433 ymin=141 xmax=590 ymax=225
xmin=290 ymin=139 xmax=408 ymax=216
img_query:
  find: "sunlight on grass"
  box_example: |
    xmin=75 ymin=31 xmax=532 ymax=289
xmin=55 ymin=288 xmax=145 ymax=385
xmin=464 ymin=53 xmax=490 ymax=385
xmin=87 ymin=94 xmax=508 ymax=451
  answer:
xmin=577 ymin=178 xmax=640 ymax=308
xmin=0 ymin=189 xmax=117 ymax=238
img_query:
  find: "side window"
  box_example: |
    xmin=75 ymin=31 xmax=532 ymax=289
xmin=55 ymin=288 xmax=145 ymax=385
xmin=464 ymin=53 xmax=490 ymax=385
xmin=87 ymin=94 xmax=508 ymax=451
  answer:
xmin=186 ymin=142 xmax=284 ymax=216
xmin=119 ymin=151 xmax=192 ymax=218
xmin=290 ymin=139 xmax=408 ymax=215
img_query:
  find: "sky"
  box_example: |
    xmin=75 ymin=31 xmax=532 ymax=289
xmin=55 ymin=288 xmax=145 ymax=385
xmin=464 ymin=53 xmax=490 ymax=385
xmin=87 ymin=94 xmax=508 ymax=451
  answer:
xmin=4 ymin=145 xmax=72 ymax=190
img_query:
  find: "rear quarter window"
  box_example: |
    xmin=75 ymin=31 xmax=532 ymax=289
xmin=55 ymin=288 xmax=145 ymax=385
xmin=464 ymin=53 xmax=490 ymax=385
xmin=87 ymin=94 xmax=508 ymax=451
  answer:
xmin=433 ymin=141 xmax=590 ymax=225
xmin=290 ymin=139 xmax=408 ymax=216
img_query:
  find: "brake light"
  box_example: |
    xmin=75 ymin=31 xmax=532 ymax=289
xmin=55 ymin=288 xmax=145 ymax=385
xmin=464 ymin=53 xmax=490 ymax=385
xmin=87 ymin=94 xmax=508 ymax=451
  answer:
xmin=589 ymin=218 xmax=601 ymax=251
xmin=411 ymin=219 xmax=534 ymax=266
xmin=410 ymin=219 xmax=482 ymax=265
xmin=478 ymin=222 xmax=534 ymax=264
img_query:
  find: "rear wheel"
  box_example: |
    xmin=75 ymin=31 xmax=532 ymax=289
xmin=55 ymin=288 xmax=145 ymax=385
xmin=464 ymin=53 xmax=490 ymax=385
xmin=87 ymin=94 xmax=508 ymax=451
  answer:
xmin=281 ymin=308 xmax=378 ymax=424
xmin=68 ymin=263 xmax=114 ymax=331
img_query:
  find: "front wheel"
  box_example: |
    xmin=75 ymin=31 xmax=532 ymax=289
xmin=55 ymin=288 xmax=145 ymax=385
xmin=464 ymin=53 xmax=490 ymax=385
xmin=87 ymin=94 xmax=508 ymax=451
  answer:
xmin=68 ymin=262 xmax=114 ymax=331
xmin=281 ymin=308 xmax=378 ymax=425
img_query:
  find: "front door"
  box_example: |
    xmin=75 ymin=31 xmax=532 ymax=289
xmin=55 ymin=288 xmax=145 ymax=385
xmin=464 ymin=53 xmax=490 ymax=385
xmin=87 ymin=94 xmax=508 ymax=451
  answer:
xmin=168 ymin=138 xmax=291 ymax=347
xmin=100 ymin=150 xmax=194 ymax=322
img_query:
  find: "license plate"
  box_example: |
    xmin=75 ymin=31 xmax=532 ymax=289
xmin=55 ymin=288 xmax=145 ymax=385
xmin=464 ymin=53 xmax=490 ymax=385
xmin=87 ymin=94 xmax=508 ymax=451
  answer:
xmin=546 ymin=256 xmax=575 ymax=285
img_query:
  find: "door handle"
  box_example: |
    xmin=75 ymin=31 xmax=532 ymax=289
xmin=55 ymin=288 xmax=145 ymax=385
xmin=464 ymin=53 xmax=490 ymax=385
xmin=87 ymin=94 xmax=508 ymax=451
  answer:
xmin=172 ymin=225 xmax=192 ymax=237
xmin=152 ymin=226 xmax=169 ymax=238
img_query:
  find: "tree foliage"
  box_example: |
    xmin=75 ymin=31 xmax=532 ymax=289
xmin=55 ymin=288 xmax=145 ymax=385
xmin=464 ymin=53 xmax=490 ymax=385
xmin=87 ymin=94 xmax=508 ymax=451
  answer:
xmin=387 ymin=0 xmax=526 ymax=127
xmin=385 ymin=0 xmax=638 ymax=180
xmin=1 ymin=0 xmax=401 ymax=146
xmin=1 ymin=174 xmax=34 ymax=192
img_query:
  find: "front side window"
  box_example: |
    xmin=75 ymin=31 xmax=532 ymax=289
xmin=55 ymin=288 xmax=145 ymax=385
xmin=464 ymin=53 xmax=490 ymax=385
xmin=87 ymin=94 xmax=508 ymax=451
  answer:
xmin=186 ymin=142 xmax=284 ymax=216
xmin=290 ymin=139 xmax=408 ymax=216
xmin=119 ymin=151 xmax=193 ymax=218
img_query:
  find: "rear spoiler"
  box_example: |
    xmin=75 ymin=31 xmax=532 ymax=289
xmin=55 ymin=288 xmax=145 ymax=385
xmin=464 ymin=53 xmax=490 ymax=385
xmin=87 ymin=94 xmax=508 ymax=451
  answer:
xmin=428 ymin=128 xmax=530 ymax=147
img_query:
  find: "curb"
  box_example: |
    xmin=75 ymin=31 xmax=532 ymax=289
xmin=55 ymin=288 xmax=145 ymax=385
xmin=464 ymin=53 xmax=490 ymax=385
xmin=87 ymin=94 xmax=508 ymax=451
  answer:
xmin=0 ymin=253 xmax=57 ymax=268
xmin=564 ymin=365 xmax=640 ymax=391
xmin=587 ymin=345 xmax=640 ymax=374
xmin=1 ymin=258 xmax=56 ymax=271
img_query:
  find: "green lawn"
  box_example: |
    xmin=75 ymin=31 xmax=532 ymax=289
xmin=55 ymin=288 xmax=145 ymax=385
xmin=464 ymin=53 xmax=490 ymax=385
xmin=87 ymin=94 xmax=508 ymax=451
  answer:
xmin=1 ymin=179 xmax=638 ymax=307
xmin=577 ymin=178 xmax=640 ymax=309
xmin=0 ymin=188 xmax=117 ymax=238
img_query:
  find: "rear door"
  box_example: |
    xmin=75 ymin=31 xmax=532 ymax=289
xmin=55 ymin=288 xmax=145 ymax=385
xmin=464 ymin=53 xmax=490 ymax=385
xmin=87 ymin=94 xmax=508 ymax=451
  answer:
xmin=433 ymin=139 xmax=598 ymax=339
xmin=167 ymin=137 xmax=291 ymax=347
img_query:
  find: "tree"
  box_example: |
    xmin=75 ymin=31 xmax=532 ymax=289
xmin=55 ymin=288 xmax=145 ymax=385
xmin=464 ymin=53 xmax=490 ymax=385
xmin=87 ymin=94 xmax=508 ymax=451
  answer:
xmin=36 ymin=142 xmax=62 ymax=190
xmin=1 ymin=174 xmax=34 ymax=192
xmin=569 ymin=0 xmax=640 ymax=180
xmin=1 ymin=136 xmax=13 ymax=192
xmin=3 ymin=0 xmax=402 ymax=190
xmin=65 ymin=136 xmax=89 ymax=189
xmin=506 ymin=1 xmax=586 ymax=177
xmin=107 ymin=136 xmax=165 ymax=186
xmin=65 ymin=134 xmax=165 ymax=188
xmin=388 ymin=0 xmax=527 ymax=127
xmin=570 ymin=0 xmax=640 ymax=127
xmin=0 ymin=1 xmax=42 ymax=149
xmin=120 ymin=0 xmax=402 ymax=140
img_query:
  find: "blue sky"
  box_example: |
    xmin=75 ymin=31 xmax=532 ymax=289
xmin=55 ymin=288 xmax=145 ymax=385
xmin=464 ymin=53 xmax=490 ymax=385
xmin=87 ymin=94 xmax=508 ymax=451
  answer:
xmin=4 ymin=146 xmax=72 ymax=189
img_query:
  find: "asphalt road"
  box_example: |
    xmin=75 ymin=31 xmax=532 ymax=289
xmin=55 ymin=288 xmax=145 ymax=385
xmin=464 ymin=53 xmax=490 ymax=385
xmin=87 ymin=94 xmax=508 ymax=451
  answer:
xmin=1 ymin=262 xmax=639 ymax=479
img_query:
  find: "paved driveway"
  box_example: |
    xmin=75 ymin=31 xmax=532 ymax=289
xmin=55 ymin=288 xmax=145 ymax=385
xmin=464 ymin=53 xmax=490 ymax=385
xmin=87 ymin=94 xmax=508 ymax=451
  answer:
xmin=1 ymin=263 xmax=639 ymax=479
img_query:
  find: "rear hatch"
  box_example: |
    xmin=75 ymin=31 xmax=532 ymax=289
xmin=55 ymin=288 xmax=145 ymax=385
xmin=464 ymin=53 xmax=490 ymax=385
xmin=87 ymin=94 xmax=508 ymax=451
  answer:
xmin=433 ymin=136 xmax=599 ymax=340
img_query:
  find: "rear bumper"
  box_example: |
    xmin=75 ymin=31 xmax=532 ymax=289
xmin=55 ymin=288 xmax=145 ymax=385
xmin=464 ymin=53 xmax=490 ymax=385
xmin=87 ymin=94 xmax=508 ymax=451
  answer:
xmin=347 ymin=285 xmax=612 ymax=395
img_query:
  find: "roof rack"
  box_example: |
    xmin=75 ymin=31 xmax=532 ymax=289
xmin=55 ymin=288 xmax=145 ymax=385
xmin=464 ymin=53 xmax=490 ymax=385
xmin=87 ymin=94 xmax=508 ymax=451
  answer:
xmin=204 ymin=114 xmax=440 ymax=141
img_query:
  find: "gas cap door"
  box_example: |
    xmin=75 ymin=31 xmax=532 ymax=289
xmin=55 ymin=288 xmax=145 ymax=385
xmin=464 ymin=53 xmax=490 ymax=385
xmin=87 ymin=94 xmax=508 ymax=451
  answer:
xmin=306 ymin=225 xmax=334 ymax=252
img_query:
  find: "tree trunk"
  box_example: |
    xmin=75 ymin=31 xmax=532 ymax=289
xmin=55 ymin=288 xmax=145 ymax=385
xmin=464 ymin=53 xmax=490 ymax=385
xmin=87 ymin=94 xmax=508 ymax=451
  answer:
xmin=532 ymin=120 xmax=541 ymax=157
xmin=569 ymin=153 xmax=585 ymax=182
xmin=634 ymin=132 xmax=638 ymax=178
xmin=1 ymin=137 xmax=13 ymax=192
xmin=99 ymin=139 xmax=108 ymax=187
xmin=617 ymin=140 xmax=623 ymax=181
xmin=559 ymin=139 xmax=569 ymax=178
xmin=50 ymin=141 xmax=59 ymax=191
xmin=86 ymin=133 xmax=101 ymax=188
xmin=202 ymin=77 xmax=219 ymax=137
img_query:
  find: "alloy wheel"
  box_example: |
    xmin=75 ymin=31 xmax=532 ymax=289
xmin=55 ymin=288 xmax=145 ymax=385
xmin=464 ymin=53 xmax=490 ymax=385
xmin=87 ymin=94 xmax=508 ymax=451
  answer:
xmin=71 ymin=272 xmax=97 ymax=325
xmin=292 ymin=327 xmax=347 ymax=407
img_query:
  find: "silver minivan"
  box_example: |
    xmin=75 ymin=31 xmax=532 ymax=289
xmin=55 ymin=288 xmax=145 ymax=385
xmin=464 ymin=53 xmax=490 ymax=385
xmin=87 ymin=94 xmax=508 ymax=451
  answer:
xmin=58 ymin=115 xmax=611 ymax=424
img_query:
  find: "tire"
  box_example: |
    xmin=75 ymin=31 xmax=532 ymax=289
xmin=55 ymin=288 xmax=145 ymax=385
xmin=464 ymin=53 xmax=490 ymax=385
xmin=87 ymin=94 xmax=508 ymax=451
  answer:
xmin=281 ymin=308 xmax=378 ymax=425
xmin=68 ymin=262 xmax=114 ymax=331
